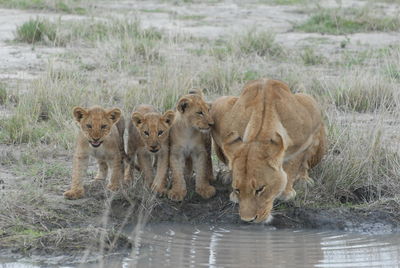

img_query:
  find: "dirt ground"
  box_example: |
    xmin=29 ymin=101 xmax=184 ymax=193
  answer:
xmin=1 ymin=0 xmax=400 ymax=264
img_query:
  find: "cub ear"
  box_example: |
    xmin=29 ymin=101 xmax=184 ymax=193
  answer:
xmin=107 ymin=108 xmax=122 ymax=124
xmin=73 ymin=106 xmax=88 ymax=122
xmin=131 ymin=112 xmax=144 ymax=128
xmin=162 ymin=110 xmax=175 ymax=126
xmin=177 ymin=97 xmax=191 ymax=113
xmin=188 ymin=88 xmax=205 ymax=98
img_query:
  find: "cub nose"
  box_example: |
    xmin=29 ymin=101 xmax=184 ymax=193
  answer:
xmin=150 ymin=145 xmax=157 ymax=150
xmin=92 ymin=138 xmax=100 ymax=142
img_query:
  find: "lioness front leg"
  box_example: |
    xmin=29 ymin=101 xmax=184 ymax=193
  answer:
xmin=168 ymin=149 xmax=187 ymax=201
xmin=107 ymin=156 xmax=124 ymax=192
xmin=151 ymin=148 xmax=169 ymax=195
xmin=193 ymin=150 xmax=216 ymax=199
xmin=64 ymin=150 xmax=89 ymax=200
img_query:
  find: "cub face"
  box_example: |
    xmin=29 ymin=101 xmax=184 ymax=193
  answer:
xmin=73 ymin=106 xmax=121 ymax=148
xmin=132 ymin=110 xmax=175 ymax=153
xmin=176 ymin=92 xmax=214 ymax=132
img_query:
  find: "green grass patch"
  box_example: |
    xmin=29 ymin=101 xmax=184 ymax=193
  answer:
xmin=300 ymin=47 xmax=325 ymax=65
xmin=295 ymin=7 xmax=400 ymax=34
xmin=0 ymin=0 xmax=86 ymax=14
xmin=234 ymin=29 xmax=283 ymax=57
xmin=16 ymin=18 xmax=57 ymax=44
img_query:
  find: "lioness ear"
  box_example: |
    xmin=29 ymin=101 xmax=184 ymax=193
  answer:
xmin=162 ymin=110 xmax=175 ymax=126
xmin=73 ymin=106 xmax=88 ymax=122
xmin=107 ymin=108 xmax=121 ymax=124
xmin=131 ymin=112 xmax=144 ymax=128
xmin=177 ymin=97 xmax=191 ymax=113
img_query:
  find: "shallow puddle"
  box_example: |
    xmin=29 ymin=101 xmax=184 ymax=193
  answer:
xmin=2 ymin=223 xmax=400 ymax=267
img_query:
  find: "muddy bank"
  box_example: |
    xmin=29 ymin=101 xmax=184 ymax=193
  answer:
xmin=1 ymin=169 xmax=400 ymax=264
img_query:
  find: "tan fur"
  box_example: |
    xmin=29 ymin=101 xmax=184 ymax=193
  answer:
xmin=168 ymin=91 xmax=216 ymax=201
xmin=210 ymin=79 xmax=327 ymax=223
xmin=64 ymin=105 xmax=125 ymax=200
xmin=125 ymin=104 xmax=175 ymax=195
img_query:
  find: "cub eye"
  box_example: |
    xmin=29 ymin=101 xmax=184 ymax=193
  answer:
xmin=234 ymin=188 xmax=240 ymax=194
xmin=158 ymin=130 xmax=164 ymax=136
xmin=255 ymin=185 xmax=265 ymax=196
xmin=101 ymin=125 xmax=107 ymax=129
xmin=86 ymin=124 xmax=92 ymax=129
xmin=196 ymin=111 xmax=203 ymax=115
xmin=144 ymin=131 xmax=149 ymax=136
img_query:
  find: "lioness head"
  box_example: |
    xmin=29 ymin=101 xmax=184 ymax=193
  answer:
xmin=73 ymin=106 xmax=122 ymax=148
xmin=131 ymin=110 xmax=175 ymax=153
xmin=223 ymin=132 xmax=288 ymax=223
xmin=176 ymin=90 xmax=214 ymax=132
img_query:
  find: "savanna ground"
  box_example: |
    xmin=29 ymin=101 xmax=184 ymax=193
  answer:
xmin=1 ymin=0 xmax=400 ymax=265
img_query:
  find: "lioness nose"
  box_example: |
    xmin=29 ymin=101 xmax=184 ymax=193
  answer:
xmin=150 ymin=145 xmax=157 ymax=149
xmin=241 ymin=215 xmax=258 ymax=223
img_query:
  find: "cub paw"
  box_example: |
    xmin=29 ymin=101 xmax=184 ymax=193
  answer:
xmin=107 ymin=183 xmax=120 ymax=192
xmin=168 ymin=187 xmax=187 ymax=202
xmin=279 ymin=189 xmax=296 ymax=201
xmin=64 ymin=188 xmax=84 ymax=200
xmin=196 ymin=184 xmax=216 ymax=199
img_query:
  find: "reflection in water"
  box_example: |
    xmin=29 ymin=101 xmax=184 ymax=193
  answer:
xmin=123 ymin=224 xmax=400 ymax=268
xmin=1 ymin=224 xmax=400 ymax=267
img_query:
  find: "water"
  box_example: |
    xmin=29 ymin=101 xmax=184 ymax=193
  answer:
xmin=2 ymin=223 xmax=400 ymax=267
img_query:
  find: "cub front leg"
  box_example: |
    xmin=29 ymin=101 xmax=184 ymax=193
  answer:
xmin=95 ymin=160 xmax=108 ymax=181
xmin=64 ymin=150 xmax=89 ymax=199
xmin=168 ymin=147 xmax=187 ymax=201
xmin=193 ymin=150 xmax=216 ymax=199
xmin=136 ymin=150 xmax=154 ymax=187
xmin=107 ymin=155 xmax=124 ymax=192
xmin=151 ymin=148 xmax=169 ymax=195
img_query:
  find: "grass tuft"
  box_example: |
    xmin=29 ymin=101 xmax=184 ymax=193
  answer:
xmin=296 ymin=7 xmax=400 ymax=35
xmin=16 ymin=18 xmax=57 ymax=44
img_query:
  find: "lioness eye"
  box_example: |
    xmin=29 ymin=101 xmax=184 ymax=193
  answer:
xmin=197 ymin=111 xmax=203 ymax=115
xmin=234 ymin=188 xmax=240 ymax=194
xmin=144 ymin=131 xmax=149 ymax=136
xmin=255 ymin=186 xmax=265 ymax=196
xmin=158 ymin=130 xmax=164 ymax=136
xmin=101 ymin=125 xmax=107 ymax=129
xmin=86 ymin=124 xmax=92 ymax=129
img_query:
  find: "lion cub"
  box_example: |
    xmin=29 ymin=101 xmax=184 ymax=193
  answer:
xmin=64 ymin=106 xmax=125 ymax=200
xmin=168 ymin=90 xmax=216 ymax=201
xmin=125 ymin=104 xmax=175 ymax=194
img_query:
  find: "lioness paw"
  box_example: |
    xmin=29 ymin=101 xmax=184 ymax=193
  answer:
xmin=196 ymin=184 xmax=216 ymax=199
xmin=279 ymin=189 xmax=296 ymax=201
xmin=168 ymin=188 xmax=187 ymax=202
xmin=107 ymin=183 xmax=120 ymax=192
xmin=151 ymin=183 xmax=168 ymax=196
xmin=229 ymin=192 xmax=239 ymax=203
xmin=64 ymin=188 xmax=84 ymax=200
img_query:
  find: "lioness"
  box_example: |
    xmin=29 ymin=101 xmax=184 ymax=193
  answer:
xmin=210 ymin=79 xmax=326 ymax=223
xmin=168 ymin=90 xmax=216 ymax=201
xmin=64 ymin=106 xmax=125 ymax=200
xmin=125 ymin=104 xmax=175 ymax=195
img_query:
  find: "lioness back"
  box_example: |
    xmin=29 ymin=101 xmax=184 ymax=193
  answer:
xmin=210 ymin=79 xmax=327 ymax=223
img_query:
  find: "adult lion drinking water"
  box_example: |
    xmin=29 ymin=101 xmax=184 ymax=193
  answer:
xmin=210 ymin=79 xmax=326 ymax=223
